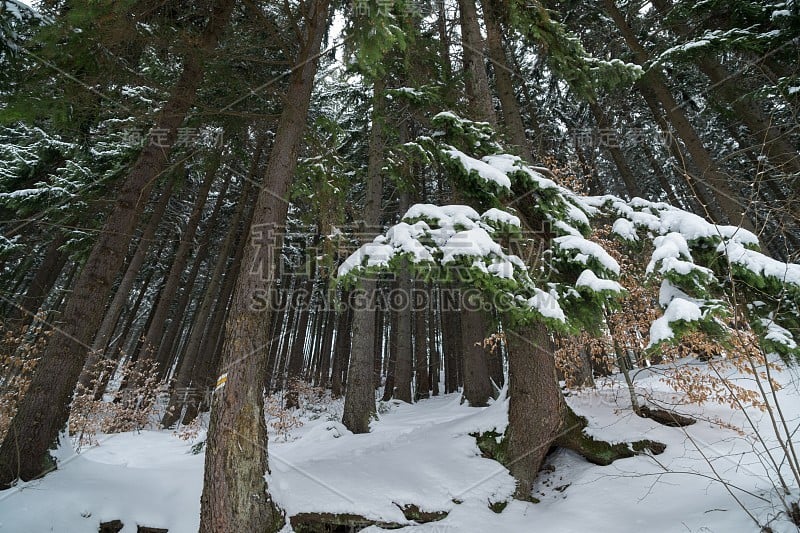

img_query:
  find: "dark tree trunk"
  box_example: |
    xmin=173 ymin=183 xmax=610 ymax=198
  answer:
xmin=155 ymin=171 xmax=233 ymax=377
xmin=5 ymin=233 xmax=68 ymax=329
xmin=441 ymin=295 xmax=462 ymax=394
xmin=381 ymin=310 xmax=398 ymax=402
xmin=482 ymin=0 xmax=533 ymax=161
xmin=428 ymin=285 xmax=440 ymax=396
xmin=505 ymin=322 xmax=565 ymax=499
xmin=373 ymin=302 xmax=384 ymax=389
xmin=458 ymin=0 xmax=496 ymax=125
xmin=459 ymin=293 xmax=493 ymax=407
xmin=198 ymin=0 xmax=328 ymax=529
xmin=413 ymin=284 xmax=430 ymax=401
xmin=330 ymin=290 xmax=352 ymax=398
xmin=393 ymin=275 xmax=414 ymax=403
xmin=161 ymin=171 xmax=258 ymax=428
xmin=341 ymin=75 xmax=386 ymax=432
xmin=285 ymin=278 xmax=313 ymax=407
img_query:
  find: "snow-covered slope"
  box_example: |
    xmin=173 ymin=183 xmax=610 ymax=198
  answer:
xmin=0 ymin=364 xmax=798 ymax=532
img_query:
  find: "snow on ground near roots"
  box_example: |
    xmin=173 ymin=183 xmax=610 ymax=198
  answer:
xmin=1 ymin=365 xmax=799 ymax=532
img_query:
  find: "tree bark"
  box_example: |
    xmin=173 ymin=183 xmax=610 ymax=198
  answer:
xmin=330 ymin=289 xmax=352 ymax=398
xmin=505 ymin=322 xmax=565 ymax=499
xmin=161 ymin=170 xmax=258 ymax=428
xmin=79 ymin=177 xmax=176 ymax=390
xmin=341 ymin=75 xmax=386 ymax=432
xmin=198 ymin=0 xmax=328 ymax=530
xmin=460 ymin=292 xmax=494 ymax=406
xmin=4 ymin=233 xmax=68 ymax=329
xmin=155 ymin=170 xmax=233 ymax=376
xmin=482 ymin=0 xmax=532 ymax=161
xmin=459 ymin=0 xmax=496 ymax=125
xmin=413 ymin=282 xmax=430 ymax=401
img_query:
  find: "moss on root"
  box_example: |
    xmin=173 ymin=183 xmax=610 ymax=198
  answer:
xmin=394 ymin=503 xmax=448 ymax=523
xmin=555 ymin=409 xmax=666 ymax=466
xmin=290 ymin=506 xmax=449 ymax=533
xmin=290 ymin=512 xmax=404 ymax=532
xmin=474 ymin=411 xmax=666 ymax=472
xmin=472 ymin=430 xmax=509 ymax=465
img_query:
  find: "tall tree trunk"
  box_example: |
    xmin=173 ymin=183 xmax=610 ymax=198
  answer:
xmin=441 ymin=293 xmax=462 ymax=394
xmin=156 ymin=171 xmax=233 ymax=376
xmin=0 ymin=0 xmax=236 ymax=487
xmin=482 ymin=0 xmax=532 ymax=160
xmin=460 ymin=293 xmax=493 ymax=406
xmin=587 ymin=101 xmax=642 ymax=198
xmin=182 ymin=208 xmax=250 ymax=427
xmin=330 ymin=289 xmax=352 ymax=398
xmin=504 ymin=322 xmax=566 ymax=499
xmin=285 ymin=278 xmax=313 ymax=407
xmin=459 ymin=0 xmax=496 ymax=125
xmin=198 ymin=0 xmax=328 ymax=530
xmin=341 ymin=76 xmax=386 ymax=432
xmin=413 ymin=282 xmax=430 ymax=401
xmin=393 ymin=276 xmax=414 ymax=403
xmin=4 ymin=233 xmax=68 ymax=329
xmin=428 ymin=284 xmax=441 ymax=396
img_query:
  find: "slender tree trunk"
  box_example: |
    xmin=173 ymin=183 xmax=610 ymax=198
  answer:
xmin=413 ymin=282 xmax=430 ymax=401
xmin=285 ymin=278 xmax=313 ymax=407
xmin=441 ymin=294 xmax=462 ymax=394
xmin=156 ymin=171 xmax=233 ymax=376
xmin=0 ymin=0 xmax=236 ymax=487
xmin=373 ymin=301 xmax=384 ymax=388
xmin=4 ymin=233 xmax=68 ymax=329
xmin=459 ymin=0 xmax=496 ymax=125
xmin=330 ymin=290 xmax=352 ymax=398
xmin=393 ymin=275 xmax=414 ymax=403
xmin=482 ymin=0 xmax=532 ymax=160
xmin=428 ymin=284 xmax=441 ymax=396
xmin=341 ymin=75 xmax=386 ymax=432
xmin=198 ymin=0 xmax=328 ymax=529
xmin=182 ymin=214 xmax=249 ymax=427
xmin=315 ymin=307 xmax=335 ymax=387
xmin=588 ymin=101 xmax=642 ymax=198
xmin=460 ymin=293 xmax=493 ymax=406
xmin=382 ymin=310 xmax=398 ymax=402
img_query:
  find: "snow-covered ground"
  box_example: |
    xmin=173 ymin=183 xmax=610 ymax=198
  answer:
xmin=1 ymin=363 xmax=798 ymax=532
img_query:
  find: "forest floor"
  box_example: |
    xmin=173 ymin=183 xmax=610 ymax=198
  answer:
xmin=0 ymin=360 xmax=798 ymax=532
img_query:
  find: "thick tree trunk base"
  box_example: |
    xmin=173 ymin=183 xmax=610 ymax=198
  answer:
xmin=475 ymin=408 xmax=666 ymax=497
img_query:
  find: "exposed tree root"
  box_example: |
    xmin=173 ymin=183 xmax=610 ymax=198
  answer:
xmin=637 ymin=405 xmax=697 ymax=427
xmin=290 ymin=506 xmax=449 ymax=532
